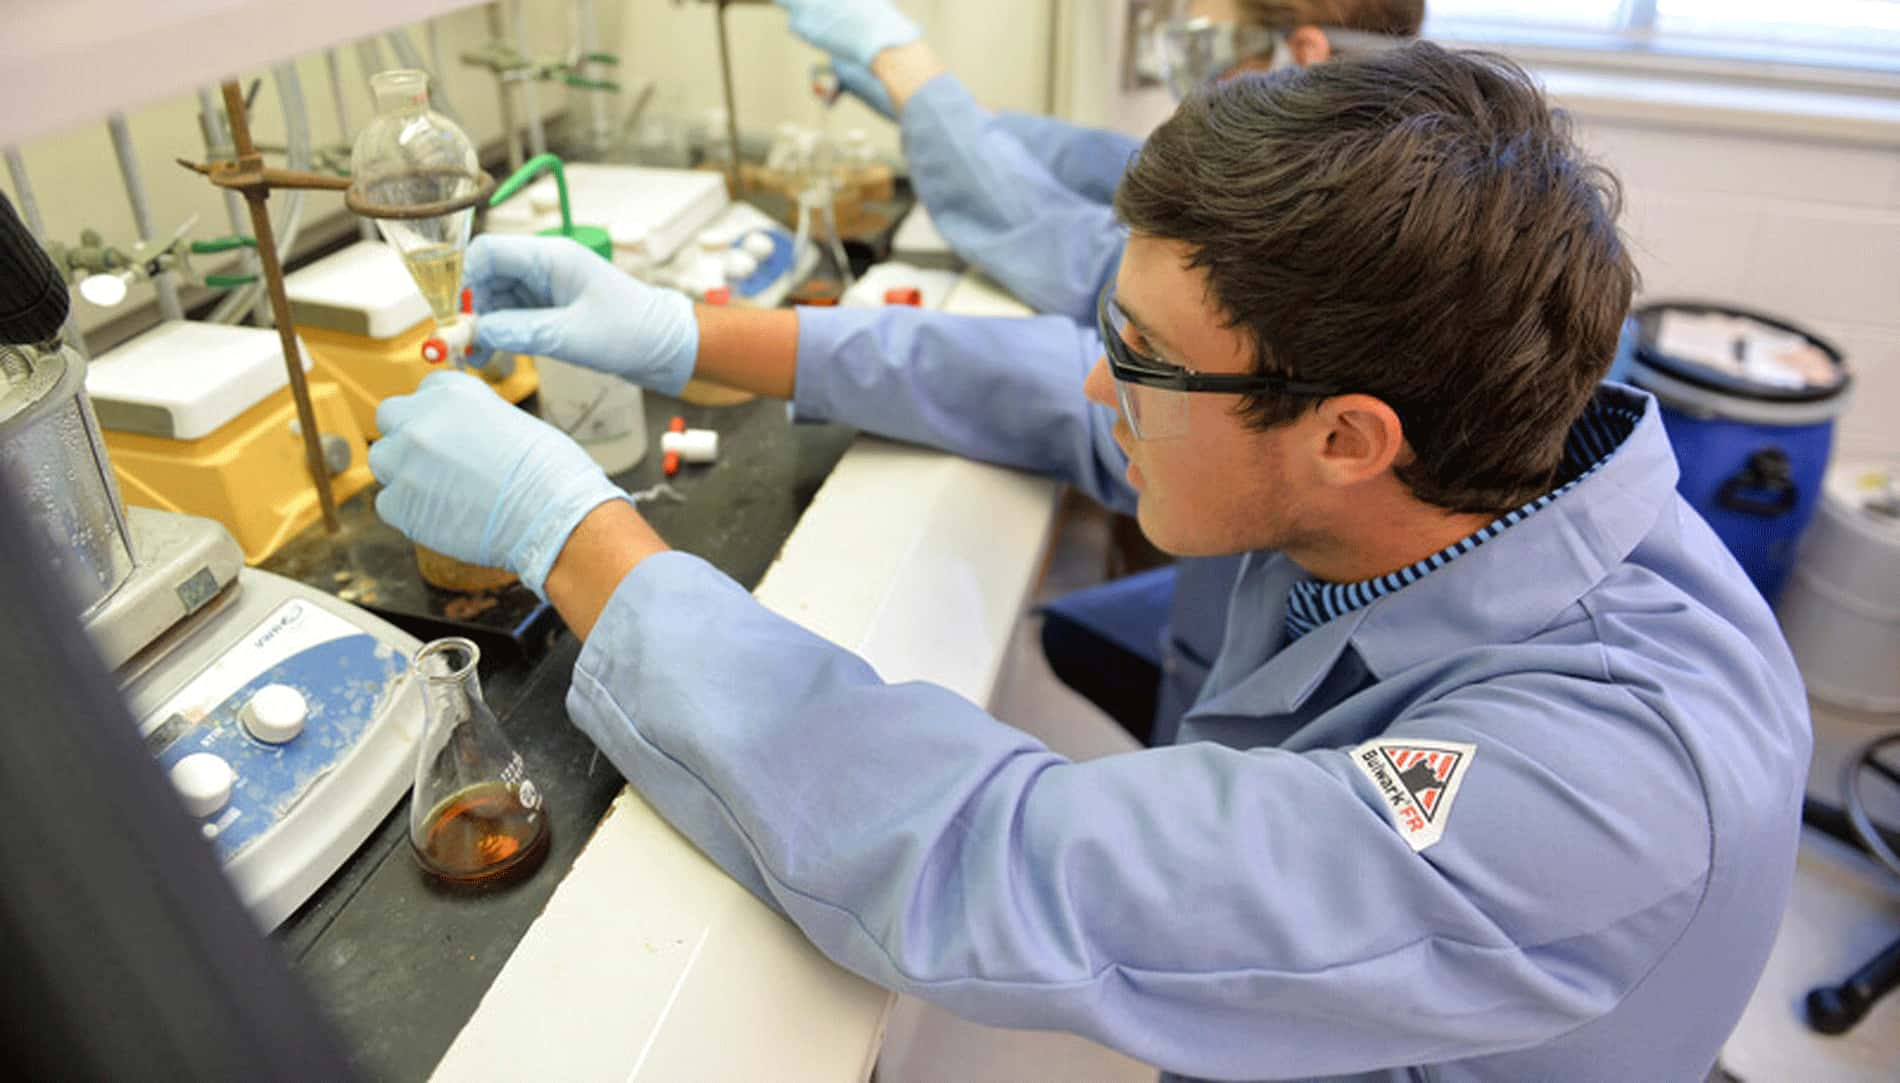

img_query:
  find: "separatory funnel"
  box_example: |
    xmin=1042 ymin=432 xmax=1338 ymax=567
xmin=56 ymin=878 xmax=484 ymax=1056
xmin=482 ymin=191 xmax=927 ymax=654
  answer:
xmin=348 ymin=70 xmax=491 ymax=354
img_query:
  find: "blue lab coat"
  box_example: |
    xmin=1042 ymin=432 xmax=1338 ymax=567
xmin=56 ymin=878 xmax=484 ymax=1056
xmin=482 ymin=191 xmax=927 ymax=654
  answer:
xmin=566 ymin=304 xmax=1812 ymax=1081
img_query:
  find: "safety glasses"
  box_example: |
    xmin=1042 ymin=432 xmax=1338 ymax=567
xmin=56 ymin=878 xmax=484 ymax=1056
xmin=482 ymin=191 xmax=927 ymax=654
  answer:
xmin=1097 ymin=283 xmax=1345 ymax=441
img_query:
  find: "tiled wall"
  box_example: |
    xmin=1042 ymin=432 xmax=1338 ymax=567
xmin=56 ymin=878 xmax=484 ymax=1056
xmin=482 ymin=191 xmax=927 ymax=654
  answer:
xmin=1570 ymin=118 xmax=1900 ymax=463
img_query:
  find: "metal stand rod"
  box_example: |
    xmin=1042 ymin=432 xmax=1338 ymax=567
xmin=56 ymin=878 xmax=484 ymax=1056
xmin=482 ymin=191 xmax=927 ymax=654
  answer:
xmin=218 ymin=80 xmax=339 ymax=535
xmin=3 ymin=146 xmax=87 ymax=357
xmin=427 ymin=18 xmax=446 ymax=81
xmin=485 ymin=4 xmax=526 ymax=173
xmin=714 ymin=0 xmax=744 ymax=195
xmin=576 ymin=0 xmax=612 ymax=151
xmin=107 ymin=113 xmax=183 ymax=322
xmin=196 ymin=87 xmax=272 ymax=321
xmin=509 ymin=0 xmax=548 ymax=159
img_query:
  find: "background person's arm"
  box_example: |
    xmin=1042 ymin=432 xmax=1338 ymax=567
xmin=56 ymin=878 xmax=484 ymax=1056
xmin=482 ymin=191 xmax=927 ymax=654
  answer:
xmin=992 ymin=110 xmax=1143 ymax=205
xmin=847 ymin=40 xmax=1129 ymax=323
xmin=894 ymin=67 xmax=1129 ymax=322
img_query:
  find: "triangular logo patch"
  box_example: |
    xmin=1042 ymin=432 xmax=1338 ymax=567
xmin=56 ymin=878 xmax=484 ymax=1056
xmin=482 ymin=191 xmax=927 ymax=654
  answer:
xmin=1350 ymin=738 xmax=1477 ymax=852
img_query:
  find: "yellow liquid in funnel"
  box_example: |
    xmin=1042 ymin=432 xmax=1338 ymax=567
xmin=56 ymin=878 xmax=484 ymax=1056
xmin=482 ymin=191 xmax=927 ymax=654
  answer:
xmin=402 ymin=244 xmax=467 ymax=321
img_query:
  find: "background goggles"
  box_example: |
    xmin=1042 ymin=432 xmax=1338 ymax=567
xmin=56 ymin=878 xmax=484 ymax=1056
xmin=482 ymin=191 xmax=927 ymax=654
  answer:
xmin=1152 ymin=16 xmax=1413 ymax=101
xmin=1155 ymin=17 xmax=1281 ymax=101
xmin=1097 ymin=284 xmax=1345 ymax=441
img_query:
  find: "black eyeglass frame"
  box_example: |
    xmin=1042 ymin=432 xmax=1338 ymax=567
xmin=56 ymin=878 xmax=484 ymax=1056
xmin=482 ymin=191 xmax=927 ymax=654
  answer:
xmin=1096 ymin=286 xmax=1346 ymax=399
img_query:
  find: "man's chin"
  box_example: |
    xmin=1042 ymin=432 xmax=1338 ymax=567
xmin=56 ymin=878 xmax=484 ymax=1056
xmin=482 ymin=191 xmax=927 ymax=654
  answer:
xmin=1134 ymin=501 xmax=1190 ymax=558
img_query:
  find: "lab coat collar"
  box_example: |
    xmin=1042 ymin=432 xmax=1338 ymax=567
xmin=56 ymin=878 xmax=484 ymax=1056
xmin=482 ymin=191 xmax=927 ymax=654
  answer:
xmin=1189 ymin=384 xmax=1676 ymax=719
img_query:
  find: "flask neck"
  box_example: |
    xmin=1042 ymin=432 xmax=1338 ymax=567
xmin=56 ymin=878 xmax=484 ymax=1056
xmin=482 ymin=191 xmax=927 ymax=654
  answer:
xmin=371 ymin=70 xmax=432 ymax=117
xmin=415 ymin=637 xmax=488 ymax=727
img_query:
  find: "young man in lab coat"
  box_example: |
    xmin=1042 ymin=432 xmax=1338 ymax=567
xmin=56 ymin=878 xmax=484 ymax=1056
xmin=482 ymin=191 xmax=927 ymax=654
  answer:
xmin=369 ymin=44 xmax=1810 ymax=1081
xmin=777 ymin=0 xmax=1429 ymax=745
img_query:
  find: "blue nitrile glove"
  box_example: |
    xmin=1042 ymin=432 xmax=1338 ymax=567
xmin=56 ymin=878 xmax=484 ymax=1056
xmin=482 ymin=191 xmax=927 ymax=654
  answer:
xmin=464 ymin=233 xmax=699 ymax=396
xmin=369 ymin=370 xmax=628 ymax=599
xmin=776 ymin=0 xmax=921 ymax=69
xmin=831 ymin=57 xmax=896 ymax=120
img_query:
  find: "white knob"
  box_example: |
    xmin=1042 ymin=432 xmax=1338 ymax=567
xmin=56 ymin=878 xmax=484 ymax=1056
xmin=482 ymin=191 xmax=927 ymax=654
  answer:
xmin=170 ymin=754 xmax=236 ymax=818
xmin=242 ymin=684 xmax=308 ymax=743
xmin=741 ymin=231 xmax=776 ymax=259
xmin=722 ymin=249 xmax=760 ymax=281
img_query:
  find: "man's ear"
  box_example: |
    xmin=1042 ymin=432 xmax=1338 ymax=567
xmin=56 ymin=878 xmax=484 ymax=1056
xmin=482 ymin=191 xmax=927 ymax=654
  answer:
xmin=1287 ymin=25 xmax=1334 ymax=66
xmin=1313 ymin=394 xmax=1405 ymax=487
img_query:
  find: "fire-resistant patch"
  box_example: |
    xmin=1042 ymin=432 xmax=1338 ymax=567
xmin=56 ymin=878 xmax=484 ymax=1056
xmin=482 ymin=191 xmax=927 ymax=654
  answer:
xmin=1351 ymin=739 xmax=1477 ymax=852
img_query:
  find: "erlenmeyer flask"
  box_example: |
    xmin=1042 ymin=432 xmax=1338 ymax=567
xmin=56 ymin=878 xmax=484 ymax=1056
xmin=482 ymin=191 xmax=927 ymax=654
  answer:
xmin=408 ymin=638 xmax=550 ymax=883
xmin=351 ymin=70 xmax=481 ymax=323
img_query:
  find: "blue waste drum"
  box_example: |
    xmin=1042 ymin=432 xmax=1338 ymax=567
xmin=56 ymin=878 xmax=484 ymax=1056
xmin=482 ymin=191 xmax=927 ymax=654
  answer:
xmin=1628 ymin=301 xmax=1853 ymax=603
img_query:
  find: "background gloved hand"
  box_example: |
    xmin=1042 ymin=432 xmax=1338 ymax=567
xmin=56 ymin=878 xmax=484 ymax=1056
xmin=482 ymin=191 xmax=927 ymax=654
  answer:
xmin=776 ymin=0 xmax=921 ymax=69
xmin=464 ymin=233 xmax=698 ymax=395
xmin=370 ymin=371 xmax=629 ymax=599
xmin=830 ymin=56 xmax=897 ymax=121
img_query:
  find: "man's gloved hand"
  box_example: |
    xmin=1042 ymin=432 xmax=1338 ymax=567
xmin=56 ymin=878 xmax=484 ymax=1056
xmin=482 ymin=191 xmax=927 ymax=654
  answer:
xmin=830 ymin=57 xmax=897 ymax=120
xmin=370 ymin=371 xmax=628 ymax=599
xmin=776 ymin=0 xmax=921 ymax=69
xmin=464 ymin=233 xmax=699 ymax=396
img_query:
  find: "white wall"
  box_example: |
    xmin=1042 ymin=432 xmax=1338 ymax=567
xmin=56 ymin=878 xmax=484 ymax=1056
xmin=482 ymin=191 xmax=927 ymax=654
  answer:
xmin=607 ymin=0 xmax=1055 ymax=162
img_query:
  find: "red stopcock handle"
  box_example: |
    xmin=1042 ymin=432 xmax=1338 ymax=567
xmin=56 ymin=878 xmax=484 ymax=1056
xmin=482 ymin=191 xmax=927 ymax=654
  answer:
xmin=421 ymin=289 xmax=479 ymax=366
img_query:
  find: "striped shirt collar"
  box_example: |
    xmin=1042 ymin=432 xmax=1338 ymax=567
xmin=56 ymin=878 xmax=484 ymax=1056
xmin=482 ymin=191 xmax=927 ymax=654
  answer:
xmin=1284 ymin=398 xmax=1643 ymax=643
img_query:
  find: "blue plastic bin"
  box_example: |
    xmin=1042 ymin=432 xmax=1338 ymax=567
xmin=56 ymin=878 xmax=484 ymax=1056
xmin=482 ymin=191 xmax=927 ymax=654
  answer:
xmin=1629 ymin=302 xmax=1852 ymax=603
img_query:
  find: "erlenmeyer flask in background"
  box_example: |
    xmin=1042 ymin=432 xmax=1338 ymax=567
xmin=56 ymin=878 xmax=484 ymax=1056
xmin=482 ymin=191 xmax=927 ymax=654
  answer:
xmin=409 ymin=638 xmax=550 ymax=884
xmin=351 ymin=70 xmax=481 ymax=323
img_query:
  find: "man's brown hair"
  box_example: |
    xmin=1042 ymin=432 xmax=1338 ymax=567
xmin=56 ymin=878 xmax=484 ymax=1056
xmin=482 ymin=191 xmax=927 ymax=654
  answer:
xmin=1239 ymin=0 xmax=1425 ymax=38
xmin=1115 ymin=42 xmax=1635 ymax=513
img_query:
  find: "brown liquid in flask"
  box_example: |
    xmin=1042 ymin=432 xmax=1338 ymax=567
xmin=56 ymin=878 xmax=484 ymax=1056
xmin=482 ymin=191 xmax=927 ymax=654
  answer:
xmin=414 ymin=780 xmax=550 ymax=883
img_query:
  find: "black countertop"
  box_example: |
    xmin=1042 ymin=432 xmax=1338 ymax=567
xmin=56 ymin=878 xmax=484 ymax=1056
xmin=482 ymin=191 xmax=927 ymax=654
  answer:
xmin=266 ymin=388 xmax=856 ymax=1081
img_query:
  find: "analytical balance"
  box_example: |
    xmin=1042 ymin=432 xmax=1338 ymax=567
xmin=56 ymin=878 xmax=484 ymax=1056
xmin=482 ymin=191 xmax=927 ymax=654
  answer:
xmin=2 ymin=336 xmax=423 ymax=931
xmin=285 ymin=240 xmax=539 ymax=439
xmin=85 ymin=320 xmax=374 ymax=564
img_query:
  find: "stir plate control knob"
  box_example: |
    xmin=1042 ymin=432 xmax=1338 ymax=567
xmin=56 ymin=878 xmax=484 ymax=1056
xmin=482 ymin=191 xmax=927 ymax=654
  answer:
xmin=242 ymin=684 xmax=308 ymax=744
xmin=171 ymin=753 xmax=236 ymax=818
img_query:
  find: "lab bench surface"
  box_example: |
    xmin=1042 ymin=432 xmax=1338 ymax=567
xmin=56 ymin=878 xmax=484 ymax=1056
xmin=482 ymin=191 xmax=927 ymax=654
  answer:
xmin=266 ymin=388 xmax=856 ymax=1082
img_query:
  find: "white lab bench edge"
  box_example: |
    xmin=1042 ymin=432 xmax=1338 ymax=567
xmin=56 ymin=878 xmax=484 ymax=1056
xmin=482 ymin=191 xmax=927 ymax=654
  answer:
xmin=431 ymin=271 xmax=1064 ymax=1082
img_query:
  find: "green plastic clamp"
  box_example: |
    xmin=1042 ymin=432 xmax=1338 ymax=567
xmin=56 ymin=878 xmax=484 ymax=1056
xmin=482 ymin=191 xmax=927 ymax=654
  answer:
xmin=191 ymin=236 xmax=258 ymax=254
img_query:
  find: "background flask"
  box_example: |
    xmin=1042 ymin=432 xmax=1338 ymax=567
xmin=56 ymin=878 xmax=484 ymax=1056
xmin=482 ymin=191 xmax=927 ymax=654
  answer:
xmin=408 ymin=637 xmax=549 ymax=883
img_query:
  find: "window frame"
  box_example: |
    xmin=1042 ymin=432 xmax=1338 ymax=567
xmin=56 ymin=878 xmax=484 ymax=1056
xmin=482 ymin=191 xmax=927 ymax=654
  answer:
xmin=1424 ymin=0 xmax=1900 ymax=93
